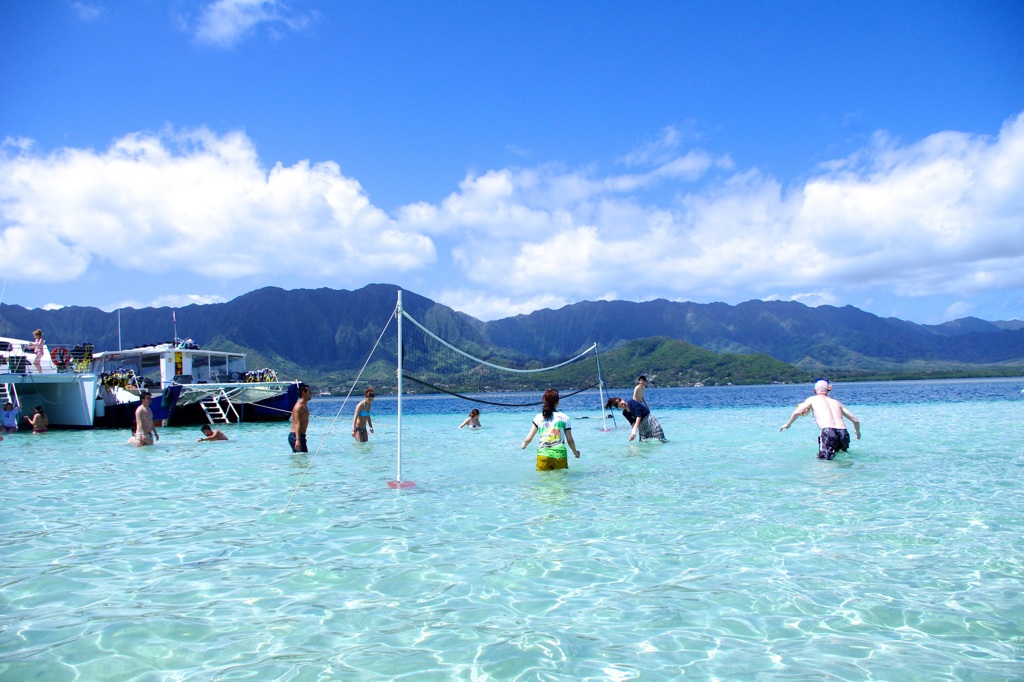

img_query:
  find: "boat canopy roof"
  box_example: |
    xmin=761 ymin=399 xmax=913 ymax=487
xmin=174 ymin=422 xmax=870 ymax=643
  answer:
xmin=93 ymin=343 xmax=246 ymax=360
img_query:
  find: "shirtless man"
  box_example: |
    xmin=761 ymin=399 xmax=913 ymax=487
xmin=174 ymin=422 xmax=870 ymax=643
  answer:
xmin=780 ymin=379 xmax=861 ymax=460
xmin=289 ymin=384 xmax=312 ymax=452
xmin=132 ymin=392 xmax=159 ymax=447
xmin=197 ymin=424 xmax=228 ymax=442
xmin=632 ymin=375 xmax=648 ymax=405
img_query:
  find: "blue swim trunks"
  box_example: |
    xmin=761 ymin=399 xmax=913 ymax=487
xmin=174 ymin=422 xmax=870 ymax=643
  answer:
xmin=288 ymin=432 xmax=308 ymax=453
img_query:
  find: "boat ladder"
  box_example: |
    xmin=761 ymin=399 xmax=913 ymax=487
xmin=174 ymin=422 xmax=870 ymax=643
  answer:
xmin=200 ymin=389 xmax=239 ymax=424
xmin=0 ymin=382 xmax=17 ymax=409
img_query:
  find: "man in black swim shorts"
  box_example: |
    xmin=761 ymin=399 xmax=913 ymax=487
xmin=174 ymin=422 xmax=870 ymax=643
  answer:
xmin=780 ymin=379 xmax=861 ymax=460
xmin=818 ymin=426 xmax=851 ymax=460
xmin=289 ymin=384 xmax=312 ymax=453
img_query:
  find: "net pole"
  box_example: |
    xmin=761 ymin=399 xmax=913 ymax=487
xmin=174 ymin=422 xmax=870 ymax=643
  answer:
xmin=595 ymin=343 xmax=610 ymax=431
xmin=396 ymin=290 xmax=404 ymax=483
xmin=389 ymin=290 xmax=413 ymax=488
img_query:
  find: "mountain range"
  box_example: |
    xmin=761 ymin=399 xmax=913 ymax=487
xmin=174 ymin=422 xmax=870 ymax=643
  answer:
xmin=1 ymin=284 xmax=1021 ymax=388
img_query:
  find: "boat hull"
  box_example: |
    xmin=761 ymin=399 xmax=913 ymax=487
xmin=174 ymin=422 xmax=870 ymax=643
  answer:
xmin=94 ymin=385 xmax=182 ymax=429
xmin=165 ymin=381 xmax=300 ymax=426
xmin=1 ymin=372 xmax=98 ymax=429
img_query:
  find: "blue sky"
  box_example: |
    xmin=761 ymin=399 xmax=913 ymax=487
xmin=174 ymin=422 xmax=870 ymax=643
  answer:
xmin=1 ymin=1 xmax=1023 ymax=325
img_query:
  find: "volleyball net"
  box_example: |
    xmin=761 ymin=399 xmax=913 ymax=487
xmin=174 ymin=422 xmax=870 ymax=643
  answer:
xmin=397 ymin=307 xmax=605 ymax=407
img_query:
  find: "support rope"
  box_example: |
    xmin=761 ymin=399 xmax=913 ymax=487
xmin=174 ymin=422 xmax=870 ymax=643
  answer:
xmin=276 ymin=306 xmax=396 ymax=522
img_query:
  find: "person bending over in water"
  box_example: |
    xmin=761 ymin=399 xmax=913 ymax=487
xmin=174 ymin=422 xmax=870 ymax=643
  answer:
xmin=289 ymin=384 xmax=312 ymax=452
xmin=605 ymin=396 xmax=667 ymax=442
xmin=352 ymin=387 xmax=375 ymax=442
xmin=197 ymin=424 xmax=228 ymax=442
xmin=459 ymin=408 xmax=481 ymax=429
xmin=521 ymin=389 xmax=580 ymax=471
xmin=780 ymin=378 xmax=861 ymax=460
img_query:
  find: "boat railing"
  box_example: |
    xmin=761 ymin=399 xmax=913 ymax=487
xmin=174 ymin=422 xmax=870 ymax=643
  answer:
xmin=0 ymin=340 xmax=95 ymax=375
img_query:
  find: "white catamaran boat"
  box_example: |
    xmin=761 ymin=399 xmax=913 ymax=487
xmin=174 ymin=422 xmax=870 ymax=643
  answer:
xmin=92 ymin=341 xmax=301 ymax=427
xmin=0 ymin=336 xmax=98 ymax=429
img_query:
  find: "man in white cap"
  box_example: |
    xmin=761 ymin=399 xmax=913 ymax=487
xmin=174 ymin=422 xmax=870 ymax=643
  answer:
xmin=779 ymin=379 xmax=861 ymax=459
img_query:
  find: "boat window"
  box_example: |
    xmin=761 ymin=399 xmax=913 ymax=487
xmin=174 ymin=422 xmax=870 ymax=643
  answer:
xmin=140 ymin=355 xmax=161 ymax=387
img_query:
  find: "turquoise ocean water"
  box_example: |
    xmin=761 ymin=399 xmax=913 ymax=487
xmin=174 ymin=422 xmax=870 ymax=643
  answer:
xmin=2 ymin=378 xmax=1023 ymax=680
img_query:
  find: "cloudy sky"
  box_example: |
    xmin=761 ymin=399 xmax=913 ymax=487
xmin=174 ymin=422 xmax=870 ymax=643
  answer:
xmin=1 ymin=1 xmax=1023 ymax=324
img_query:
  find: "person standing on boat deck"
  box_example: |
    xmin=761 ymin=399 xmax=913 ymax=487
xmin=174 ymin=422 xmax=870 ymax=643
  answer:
xmin=131 ymin=392 xmax=158 ymax=446
xmin=521 ymin=389 xmax=580 ymax=471
xmin=780 ymin=379 xmax=861 ymax=460
xmin=289 ymin=383 xmax=312 ymax=452
xmin=352 ymin=386 xmax=375 ymax=442
xmin=1 ymin=402 xmax=19 ymax=432
xmin=633 ymin=374 xmax=648 ymax=406
xmin=197 ymin=424 xmax=228 ymax=442
xmin=28 ymin=329 xmax=45 ymax=373
xmin=605 ymin=396 xmax=667 ymax=442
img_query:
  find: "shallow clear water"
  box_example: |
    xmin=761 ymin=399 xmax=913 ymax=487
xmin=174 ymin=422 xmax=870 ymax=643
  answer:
xmin=2 ymin=379 xmax=1023 ymax=680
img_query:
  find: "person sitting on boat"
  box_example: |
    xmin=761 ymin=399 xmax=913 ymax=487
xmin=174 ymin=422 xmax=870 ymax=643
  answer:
xmin=197 ymin=424 xmax=228 ymax=442
xmin=128 ymin=392 xmax=159 ymax=447
xmin=24 ymin=405 xmax=48 ymax=434
xmin=1 ymin=402 xmax=19 ymax=433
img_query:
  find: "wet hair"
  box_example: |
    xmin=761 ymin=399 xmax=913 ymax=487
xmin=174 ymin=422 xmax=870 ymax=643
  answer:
xmin=542 ymin=389 xmax=559 ymax=419
xmin=200 ymin=424 xmax=212 ymax=433
xmin=34 ymin=404 xmax=44 ymax=414
xmin=299 ymin=383 xmax=311 ymax=394
xmin=365 ymin=386 xmax=375 ymax=398
xmin=469 ymin=409 xmax=479 ymax=417
xmin=604 ymin=397 xmax=622 ymax=410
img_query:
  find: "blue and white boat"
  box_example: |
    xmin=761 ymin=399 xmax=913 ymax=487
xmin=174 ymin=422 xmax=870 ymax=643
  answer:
xmin=92 ymin=340 xmax=301 ymax=427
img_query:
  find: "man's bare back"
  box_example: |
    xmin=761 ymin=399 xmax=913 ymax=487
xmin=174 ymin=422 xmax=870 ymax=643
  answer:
xmin=780 ymin=381 xmax=861 ymax=439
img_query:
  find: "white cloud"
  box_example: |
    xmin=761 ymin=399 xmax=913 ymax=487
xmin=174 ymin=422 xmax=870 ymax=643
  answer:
xmin=0 ymin=127 xmax=434 ymax=285
xmin=149 ymin=293 xmax=228 ymax=308
xmin=193 ymin=0 xmax=315 ymax=48
xmin=69 ymin=2 xmax=103 ymax=22
xmin=419 ymin=112 xmax=1024 ymax=317
xmin=941 ymin=301 xmax=975 ymax=320
xmin=429 ymin=288 xmax=571 ymax=321
xmin=3 ymin=113 xmax=1023 ymax=322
